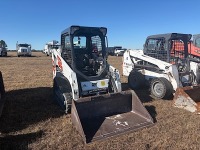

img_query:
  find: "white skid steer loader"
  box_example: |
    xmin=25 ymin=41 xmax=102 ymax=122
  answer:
xmin=52 ymin=26 xmax=154 ymax=143
xmin=123 ymin=33 xmax=200 ymax=114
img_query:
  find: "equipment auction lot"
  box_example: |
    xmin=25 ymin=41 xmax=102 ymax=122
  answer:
xmin=0 ymin=52 xmax=199 ymax=149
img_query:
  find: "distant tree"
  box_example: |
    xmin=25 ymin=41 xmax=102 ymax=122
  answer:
xmin=0 ymin=40 xmax=7 ymax=48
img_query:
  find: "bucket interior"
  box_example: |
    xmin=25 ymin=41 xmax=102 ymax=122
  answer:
xmin=72 ymin=90 xmax=154 ymax=143
xmin=183 ymin=87 xmax=200 ymax=102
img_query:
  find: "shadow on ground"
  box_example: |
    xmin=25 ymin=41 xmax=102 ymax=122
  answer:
xmin=0 ymin=87 xmax=63 ymax=133
xmin=121 ymin=83 xmax=157 ymax=123
xmin=6 ymin=55 xmax=41 ymax=58
xmin=145 ymin=105 xmax=157 ymax=123
xmin=0 ymin=130 xmax=43 ymax=150
xmin=121 ymin=83 xmax=153 ymax=103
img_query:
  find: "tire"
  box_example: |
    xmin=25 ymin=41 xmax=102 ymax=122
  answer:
xmin=128 ymin=70 xmax=146 ymax=90
xmin=150 ymin=77 xmax=173 ymax=99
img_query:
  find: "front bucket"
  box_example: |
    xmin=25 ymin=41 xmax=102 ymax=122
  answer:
xmin=173 ymin=86 xmax=200 ymax=114
xmin=71 ymin=90 xmax=154 ymax=143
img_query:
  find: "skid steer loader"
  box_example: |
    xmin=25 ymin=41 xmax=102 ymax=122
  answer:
xmin=0 ymin=71 xmax=5 ymax=117
xmin=52 ymin=26 xmax=154 ymax=143
xmin=123 ymin=33 xmax=200 ymax=114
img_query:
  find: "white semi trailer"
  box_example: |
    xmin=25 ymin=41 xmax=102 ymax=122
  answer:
xmin=43 ymin=40 xmax=59 ymax=56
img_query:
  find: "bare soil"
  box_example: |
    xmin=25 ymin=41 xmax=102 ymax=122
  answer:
xmin=0 ymin=52 xmax=199 ymax=150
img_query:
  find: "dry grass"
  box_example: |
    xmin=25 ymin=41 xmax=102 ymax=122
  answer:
xmin=0 ymin=52 xmax=200 ymax=150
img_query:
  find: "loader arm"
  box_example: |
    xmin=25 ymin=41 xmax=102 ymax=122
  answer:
xmin=52 ymin=49 xmax=79 ymax=100
xmin=123 ymin=50 xmax=181 ymax=91
xmin=129 ymin=50 xmax=171 ymax=71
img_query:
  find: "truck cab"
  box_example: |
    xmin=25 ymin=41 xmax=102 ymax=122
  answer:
xmin=17 ymin=43 xmax=32 ymax=57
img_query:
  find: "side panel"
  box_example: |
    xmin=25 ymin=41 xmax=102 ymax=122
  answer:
xmin=81 ymin=79 xmax=109 ymax=91
xmin=123 ymin=50 xmax=134 ymax=76
xmin=109 ymin=65 xmax=122 ymax=92
xmin=52 ymin=50 xmax=79 ymax=100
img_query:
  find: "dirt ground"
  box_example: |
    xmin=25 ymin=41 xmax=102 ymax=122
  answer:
xmin=0 ymin=52 xmax=200 ymax=150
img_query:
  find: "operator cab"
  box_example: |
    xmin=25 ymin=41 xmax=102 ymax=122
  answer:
xmin=61 ymin=26 xmax=108 ymax=80
xmin=144 ymin=33 xmax=196 ymax=86
xmin=144 ymin=33 xmax=191 ymax=65
xmin=73 ymin=35 xmax=105 ymax=76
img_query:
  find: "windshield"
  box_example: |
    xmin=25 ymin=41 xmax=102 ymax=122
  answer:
xmin=72 ymin=34 xmax=106 ymax=76
xmin=146 ymin=38 xmax=166 ymax=51
xmin=73 ymin=35 xmax=103 ymax=55
xmin=19 ymin=44 xmax=29 ymax=47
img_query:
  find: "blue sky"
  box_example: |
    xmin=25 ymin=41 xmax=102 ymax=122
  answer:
xmin=1 ymin=0 xmax=200 ymax=50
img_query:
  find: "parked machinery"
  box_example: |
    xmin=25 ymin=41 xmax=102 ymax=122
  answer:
xmin=143 ymin=33 xmax=200 ymax=62
xmin=43 ymin=40 xmax=59 ymax=56
xmin=52 ymin=25 xmax=154 ymax=143
xmin=0 ymin=40 xmax=7 ymax=57
xmin=123 ymin=33 xmax=200 ymax=114
xmin=107 ymin=46 xmax=122 ymax=56
xmin=16 ymin=42 xmax=32 ymax=57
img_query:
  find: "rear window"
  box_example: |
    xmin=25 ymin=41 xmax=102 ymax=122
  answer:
xmin=73 ymin=36 xmax=86 ymax=48
xmin=195 ymin=37 xmax=200 ymax=48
